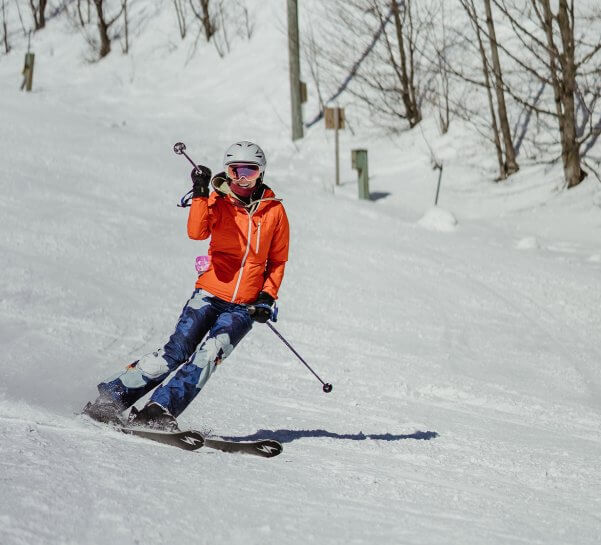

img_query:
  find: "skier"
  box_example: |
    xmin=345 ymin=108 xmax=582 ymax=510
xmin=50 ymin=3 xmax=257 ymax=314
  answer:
xmin=83 ymin=141 xmax=289 ymax=431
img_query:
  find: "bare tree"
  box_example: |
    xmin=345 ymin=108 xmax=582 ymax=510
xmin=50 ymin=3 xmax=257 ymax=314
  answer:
xmin=76 ymin=0 xmax=92 ymax=27
xmin=237 ymin=0 xmax=254 ymax=40
xmin=389 ymin=0 xmax=421 ymax=127
xmin=420 ymin=1 xmax=453 ymax=134
xmin=313 ymin=0 xmax=430 ymax=132
xmin=1 ymin=0 xmax=9 ymax=53
xmin=189 ymin=0 xmax=215 ymax=42
xmin=28 ymin=0 xmax=46 ymax=30
xmin=121 ymin=0 xmax=128 ymax=54
xmin=14 ymin=0 xmax=29 ymax=37
xmin=215 ymin=0 xmax=230 ymax=55
xmin=461 ymin=0 xmax=506 ymax=178
xmin=92 ymin=0 xmax=123 ymax=58
xmin=29 ymin=0 xmax=47 ymax=30
xmin=479 ymin=0 xmax=601 ymax=188
xmin=173 ymin=0 xmax=187 ymax=39
xmin=434 ymin=2 xmax=451 ymax=134
xmin=183 ymin=0 xmax=253 ymax=58
xmin=483 ymin=0 xmax=519 ymax=175
xmin=303 ymin=23 xmax=327 ymax=111
xmin=458 ymin=0 xmax=519 ymax=179
xmin=535 ymin=0 xmax=584 ymax=187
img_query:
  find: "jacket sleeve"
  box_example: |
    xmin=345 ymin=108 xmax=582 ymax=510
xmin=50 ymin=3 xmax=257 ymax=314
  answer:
xmin=262 ymin=205 xmax=290 ymax=300
xmin=187 ymin=196 xmax=214 ymax=240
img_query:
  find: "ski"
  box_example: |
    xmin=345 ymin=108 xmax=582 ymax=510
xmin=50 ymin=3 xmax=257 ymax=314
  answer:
xmin=203 ymin=437 xmax=283 ymax=458
xmin=120 ymin=427 xmax=283 ymax=457
xmin=121 ymin=427 xmax=205 ymax=451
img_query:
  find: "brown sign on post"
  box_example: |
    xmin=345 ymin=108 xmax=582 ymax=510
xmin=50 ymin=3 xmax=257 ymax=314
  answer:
xmin=324 ymin=107 xmax=345 ymax=129
xmin=324 ymin=107 xmax=346 ymax=185
xmin=300 ymin=81 xmax=307 ymax=104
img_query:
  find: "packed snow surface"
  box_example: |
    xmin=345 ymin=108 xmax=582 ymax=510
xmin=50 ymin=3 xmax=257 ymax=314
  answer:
xmin=1 ymin=2 xmax=601 ymax=545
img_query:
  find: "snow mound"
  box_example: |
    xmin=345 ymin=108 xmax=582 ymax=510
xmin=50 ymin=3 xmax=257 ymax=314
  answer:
xmin=589 ymin=254 xmax=601 ymax=262
xmin=515 ymin=236 xmax=540 ymax=250
xmin=417 ymin=206 xmax=458 ymax=232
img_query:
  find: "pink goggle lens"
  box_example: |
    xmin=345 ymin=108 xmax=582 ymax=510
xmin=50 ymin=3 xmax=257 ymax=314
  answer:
xmin=226 ymin=163 xmax=261 ymax=181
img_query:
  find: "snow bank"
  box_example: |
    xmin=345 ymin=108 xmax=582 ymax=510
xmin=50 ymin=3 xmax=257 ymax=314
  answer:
xmin=417 ymin=206 xmax=458 ymax=232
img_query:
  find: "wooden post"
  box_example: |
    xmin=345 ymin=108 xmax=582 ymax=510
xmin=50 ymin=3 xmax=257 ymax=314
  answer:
xmin=287 ymin=0 xmax=303 ymax=141
xmin=334 ymin=108 xmax=340 ymax=186
xmin=325 ymin=107 xmax=345 ymax=187
xmin=352 ymin=149 xmax=370 ymax=200
xmin=21 ymin=52 xmax=35 ymax=92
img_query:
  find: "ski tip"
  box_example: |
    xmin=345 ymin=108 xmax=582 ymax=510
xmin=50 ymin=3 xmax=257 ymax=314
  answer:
xmin=254 ymin=440 xmax=283 ymax=458
xmin=203 ymin=437 xmax=283 ymax=458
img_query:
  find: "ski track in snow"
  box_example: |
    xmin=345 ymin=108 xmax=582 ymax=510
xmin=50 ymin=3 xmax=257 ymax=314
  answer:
xmin=1 ymin=2 xmax=601 ymax=544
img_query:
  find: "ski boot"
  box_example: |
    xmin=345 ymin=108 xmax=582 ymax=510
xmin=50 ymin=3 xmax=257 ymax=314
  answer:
xmin=128 ymin=402 xmax=179 ymax=432
xmin=83 ymin=394 xmax=124 ymax=426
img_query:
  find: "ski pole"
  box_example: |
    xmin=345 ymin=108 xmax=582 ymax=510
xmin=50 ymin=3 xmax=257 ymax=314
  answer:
xmin=173 ymin=142 xmax=212 ymax=208
xmin=265 ymin=322 xmax=333 ymax=393
xmin=173 ymin=142 xmax=202 ymax=174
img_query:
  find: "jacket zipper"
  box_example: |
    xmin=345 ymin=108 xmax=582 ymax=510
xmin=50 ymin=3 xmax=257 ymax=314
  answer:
xmin=256 ymin=221 xmax=261 ymax=254
xmin=230 ymin=209 xmax=253 ymax=302
xmin=230 ymin=188 xmax=268 ymax=303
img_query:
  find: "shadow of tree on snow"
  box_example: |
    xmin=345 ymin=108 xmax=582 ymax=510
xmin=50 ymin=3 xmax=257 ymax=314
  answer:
xmin=222 ymin=429 xmax=439 ymax=444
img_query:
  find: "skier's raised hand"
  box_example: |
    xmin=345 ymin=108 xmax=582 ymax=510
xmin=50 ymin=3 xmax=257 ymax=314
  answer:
xmin=191 ymin=165 xmax=212 ymax=198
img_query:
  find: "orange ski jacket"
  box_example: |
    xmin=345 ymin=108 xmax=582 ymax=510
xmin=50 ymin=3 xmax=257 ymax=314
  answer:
xmin=187 ymin=186 xmax=289 ymax=304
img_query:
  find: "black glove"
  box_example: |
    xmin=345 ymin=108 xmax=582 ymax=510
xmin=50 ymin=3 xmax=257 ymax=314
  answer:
xmin=251 ymin=291 xmax=274 ymax=323
xmin=191 ymin=165 xmax=212 ymax=198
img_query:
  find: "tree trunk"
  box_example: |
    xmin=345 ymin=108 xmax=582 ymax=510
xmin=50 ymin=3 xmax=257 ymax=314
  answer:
xmin=483 ymin=0 xmax=519 ymax=175
xmin=122 ymin=0 xmax=128 ymax=54
xmin=93 ymin=0 xmax=111 ymax=58
xmin=539 ymin=0 xmax=585 ymax=188
xmin=1 ymin=0 xmax=10 ymax=54
xmin=200 ymin=0 xmax=214 ymax=42
xmin=475 ymin=16 xmax=505 ymax=177
xmin=390 ymin=0 xmax=421 ymax=127
xmin=173 ymin=0 xmax=186 ymax=39
xmin=437 ymin=2 xmax=451 ymax=134
xmin=29 ymin=0 xmax=46 ymax=30
xmin=462 ymin=0 xmax=505 ymax=178
xmin=38 ymin=0 xmax=46 ymax=29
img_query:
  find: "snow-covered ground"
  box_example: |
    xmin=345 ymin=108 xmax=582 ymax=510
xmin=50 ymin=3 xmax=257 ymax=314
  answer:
xmin=1 ymin=2 xmax=600 ymax=544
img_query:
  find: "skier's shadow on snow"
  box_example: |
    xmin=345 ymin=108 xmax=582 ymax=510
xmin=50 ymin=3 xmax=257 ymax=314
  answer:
xmin=222 ymin=429 xmax=439 ymax=444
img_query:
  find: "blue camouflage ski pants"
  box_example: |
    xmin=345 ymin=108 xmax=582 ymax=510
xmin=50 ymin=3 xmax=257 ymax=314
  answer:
xmin=98 ymin=289 xmax=253 ymax=417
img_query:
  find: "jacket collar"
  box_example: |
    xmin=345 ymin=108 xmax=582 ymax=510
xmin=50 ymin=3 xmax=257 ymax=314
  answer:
xmin=211 ymin=176 xmax=281 ymax=213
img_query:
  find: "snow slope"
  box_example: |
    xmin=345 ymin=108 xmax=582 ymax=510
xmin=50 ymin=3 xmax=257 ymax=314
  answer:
xmin=1 ymin=2 xmax=600 ymax=544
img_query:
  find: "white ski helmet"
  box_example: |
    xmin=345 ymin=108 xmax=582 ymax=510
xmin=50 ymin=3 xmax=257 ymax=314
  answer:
xmin=223 ymin=141 xmax=267 ymax=175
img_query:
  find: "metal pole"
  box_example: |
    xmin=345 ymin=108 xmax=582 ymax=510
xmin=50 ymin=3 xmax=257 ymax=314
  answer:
xmin=434 ymin=164 xmax=443 ymax=206
xmin=287 ymin=0 xmax=303 ymax=141
xmin=173 ymin=142 xmax=201 ymax=173
xmin=266 ymin=322 xmax=333 ymax=393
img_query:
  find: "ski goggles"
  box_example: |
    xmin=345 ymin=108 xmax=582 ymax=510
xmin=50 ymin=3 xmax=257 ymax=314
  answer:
xmin=226 ymin=163 xmax=262 ymax=182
